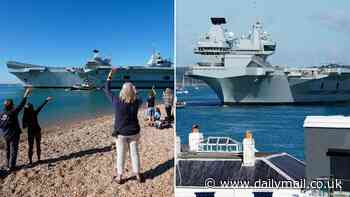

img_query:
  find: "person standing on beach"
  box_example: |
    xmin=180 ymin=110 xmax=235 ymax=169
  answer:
xmin=22 ymin=96 xmax=53 ymax=165
xmin=163 ymin=88 xmax=174 ymax=123
xmin=103 ymin=68 xmax=143 ymax=184
xmin=146 ymin=87 xmax=156 ymax=124
xmin=1 ymin=88 xmax=32 ymax=171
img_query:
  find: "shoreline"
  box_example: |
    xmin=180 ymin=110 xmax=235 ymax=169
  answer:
xmin=0 ymin=105 xmax=174 ymax=197
xmin=41 ymin=111 xmax=114 ymax=136
xmin=0 ymin=111 xmax=114 ymax=150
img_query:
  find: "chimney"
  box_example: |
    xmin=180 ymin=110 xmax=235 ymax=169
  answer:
xmin=243 ymin=131 xmax=256 ymax=167
xmin=189 ymin=125 xmax=204 ymax=152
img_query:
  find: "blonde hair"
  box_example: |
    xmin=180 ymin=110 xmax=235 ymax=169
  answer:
xmin=165 ymin=88 xmax=172 ymax=95
xmin=119 ymin=82 xmax=137 ymax=103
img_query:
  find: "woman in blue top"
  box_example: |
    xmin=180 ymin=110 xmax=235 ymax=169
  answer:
xmin=103 ymin=68 xmax=143 ymax=184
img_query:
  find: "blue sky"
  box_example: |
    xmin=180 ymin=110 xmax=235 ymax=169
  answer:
xmin=176 ymin=0 xmax=350 ymax=67
xmin=0 ymin=0 xmax=173 ymax=83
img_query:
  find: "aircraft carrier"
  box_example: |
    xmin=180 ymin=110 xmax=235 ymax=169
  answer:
xmin=7 ymin=50 xmax=174 ymax=89
xmin=186 ymin=17 xmax=350 ymax=104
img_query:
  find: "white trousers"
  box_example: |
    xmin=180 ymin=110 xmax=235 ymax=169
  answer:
xmin=115 ymin=134 xmax=140 ymax=175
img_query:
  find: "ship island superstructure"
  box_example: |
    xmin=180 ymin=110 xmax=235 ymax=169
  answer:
xmin=83 ymin=51 xmax=173 ymax=89
xmin=186 ymin=17 xmax=350 ymax=104
xmin=7 ymin=50 xmax=174 ymax=89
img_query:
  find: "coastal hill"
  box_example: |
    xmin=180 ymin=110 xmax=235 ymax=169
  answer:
xmin=0 ymin=108 xmax=174 ymax=197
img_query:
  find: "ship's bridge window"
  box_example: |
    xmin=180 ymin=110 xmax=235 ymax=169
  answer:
xmin=123 ymin=76 xmax=130 ymax=80
xmin=263 ymin=45 xmax=276 ymax=51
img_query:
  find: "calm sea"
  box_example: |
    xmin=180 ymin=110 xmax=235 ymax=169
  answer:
xmin=176 ymin=86 xmax=350 ymax=160
xmin=0 ymin=84 xmax=164 ymax=128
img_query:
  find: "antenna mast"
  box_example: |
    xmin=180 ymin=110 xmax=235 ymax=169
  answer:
xmin=253 ymin=0 xmax=259 ymax=23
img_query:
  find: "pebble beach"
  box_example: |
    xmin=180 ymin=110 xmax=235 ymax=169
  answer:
xmin=0 ymin=106 xmax=174 ymax=197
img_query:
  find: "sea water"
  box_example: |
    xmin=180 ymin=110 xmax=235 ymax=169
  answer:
xmin=0 ymin=84 xmax=165 ymax=128
xmin=176 ymin=86 xmax=350 ymax=160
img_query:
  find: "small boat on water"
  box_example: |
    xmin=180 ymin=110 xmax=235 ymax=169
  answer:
xmin=70 ymin=81 xmax=95 ymax=91
xmin=176 ymin=101 xmax=186 ymax=108
xmin=176 ymin=75 xmax=189 ymax=94
xmin=176 ymin=89 xmax=189 ymax=95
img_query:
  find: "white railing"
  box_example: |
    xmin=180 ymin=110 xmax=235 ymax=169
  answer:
xmin=198 ymin=136 xmax=242 ymax=153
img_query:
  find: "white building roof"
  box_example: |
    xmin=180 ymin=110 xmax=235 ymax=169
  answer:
xmin=304 ymin=116 xmax=350 ymax=129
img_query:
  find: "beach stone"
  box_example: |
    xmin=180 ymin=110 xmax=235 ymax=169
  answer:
xmin=0 ymin=105 xmax=174 ymax=197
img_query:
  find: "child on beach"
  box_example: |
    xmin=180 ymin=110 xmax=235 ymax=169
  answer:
xmin=1 ymin=88 xmax=32 ymax=171
xmin=22 ymin=96 xmax=53 ymax=164
xmin=154 ymin=107 xmax=162 ymax=129
xmin=103 ymin=68 xmax=143 ymax=184
xmin=154 ymin=107 xmax=161 ymax=121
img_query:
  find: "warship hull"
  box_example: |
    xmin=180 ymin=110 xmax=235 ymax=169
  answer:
xmin=7 ymin=62 xmax=82 ymax=88
xmin=7 ymin=61 xmax=174 ymax=89
xmin=188 ymin=17 xmax=350 ymax=104
xmin=188 ymin=73 xmax=350 ymax=104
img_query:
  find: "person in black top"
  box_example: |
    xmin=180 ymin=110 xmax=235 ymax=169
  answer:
xmin=146 ymin=88 xmax=156 ymax=124
xmin=163 ymin=88 xmax=174 ymax=123
xmin=103 ymin=68 xmax=144 ymax=184
xmin=3 ymin=88 xmax=32 ymax=171
xmin=22 ymin=96 xmax=53 ymax=164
